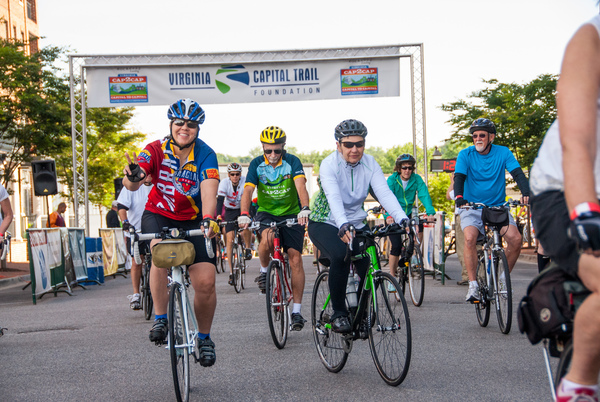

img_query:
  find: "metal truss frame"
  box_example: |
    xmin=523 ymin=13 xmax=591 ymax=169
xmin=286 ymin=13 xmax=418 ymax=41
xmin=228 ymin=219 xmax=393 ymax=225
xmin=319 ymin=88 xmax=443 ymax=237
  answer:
xmin=69 ymin=44 xmax=426 ymax=235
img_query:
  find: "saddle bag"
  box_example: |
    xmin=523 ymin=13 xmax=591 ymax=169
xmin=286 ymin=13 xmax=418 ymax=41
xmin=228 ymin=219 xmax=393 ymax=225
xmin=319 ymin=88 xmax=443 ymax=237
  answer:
xmin=151 ymin=239 xmax=196 ymax=268
xmin=517 ymin=262 xmax=589 ymax=345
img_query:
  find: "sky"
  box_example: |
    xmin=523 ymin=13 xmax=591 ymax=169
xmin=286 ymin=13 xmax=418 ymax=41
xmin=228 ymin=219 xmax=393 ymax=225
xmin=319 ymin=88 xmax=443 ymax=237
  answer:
xmin=37 ymin=0 xmax=599 ymax=157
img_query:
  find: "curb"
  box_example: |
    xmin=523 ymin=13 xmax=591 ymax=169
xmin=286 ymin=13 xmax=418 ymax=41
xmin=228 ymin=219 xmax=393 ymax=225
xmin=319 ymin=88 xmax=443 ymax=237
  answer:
xmin=0 ymin=274 xmax=31 ymax=290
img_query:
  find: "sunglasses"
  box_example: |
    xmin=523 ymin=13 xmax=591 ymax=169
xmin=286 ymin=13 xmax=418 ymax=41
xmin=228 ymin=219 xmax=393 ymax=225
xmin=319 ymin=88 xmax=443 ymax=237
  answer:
xmin=340 ymin=141 xmax=365 ymax=149
xmin=401 ymin=166 xmax=414 ymax=171
xmin=173 ymin=119 xmax=199 ymax=129
xmin=472 ymin=133 xmax=488 ymax=139
xmin=229 ymin=173 xmax=240 ymax=177
xmin=264 ymin=149 xmax=283 ymax=155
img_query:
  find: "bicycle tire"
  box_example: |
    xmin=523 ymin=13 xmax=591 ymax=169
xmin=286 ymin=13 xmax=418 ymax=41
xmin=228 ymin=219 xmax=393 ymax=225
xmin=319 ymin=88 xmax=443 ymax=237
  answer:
xmin=311 ymin=269 xmax=349 ymax=373
xmin=142 ymin=257 xmax=153 ymax=321
xmin=239 ymin=243 xmax=246 ymax=290
xmin=554 ymin=338 xmax=573 ymax=390
xmin=215 ymin=240 xmax=222 ymax=274
xmin=266 ymin=260 xmax=288 ymax=349
xmin=494 ymin=249 xmax=512 ymax=334
xmin=218 ymin=240 xmax=226 ymax=273
xmin=475 ymin=253 xmax=490 ymax=327
xmin=408 ymin=245 xmax=425 ymax=307
xmin=168 ymin=283 xmax=191 ymax=402
xmin=232 ymin=244 xmax=242 ymax=293
xmin=368 ymin=271 xmax=412 ymax=386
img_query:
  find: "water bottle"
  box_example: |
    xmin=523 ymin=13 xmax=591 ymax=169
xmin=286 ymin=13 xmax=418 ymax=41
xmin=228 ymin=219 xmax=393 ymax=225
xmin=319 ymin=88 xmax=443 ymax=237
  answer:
xmin=346 ymin=271 xmax=358 ymax=308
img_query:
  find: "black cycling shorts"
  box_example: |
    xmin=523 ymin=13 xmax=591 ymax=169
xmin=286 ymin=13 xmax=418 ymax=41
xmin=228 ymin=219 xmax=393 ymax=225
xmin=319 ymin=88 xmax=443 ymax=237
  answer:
xmin=254 ymin=211 xmax=303 ymax=253
xmin=141 ymin=210 xmax=216 ymax=266
xmin=531 ymin=191 xmax=580 ymax=276
xmin=223 ymin=208 xmax=241 ymax=233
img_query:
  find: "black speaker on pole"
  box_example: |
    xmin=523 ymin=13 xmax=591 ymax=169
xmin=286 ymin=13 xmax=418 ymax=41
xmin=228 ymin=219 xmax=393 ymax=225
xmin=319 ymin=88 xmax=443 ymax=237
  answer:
xmin=31 ymin=160 xmax=58 ymax=196
xmin=114 ymin=178 xmax=123 ymax=199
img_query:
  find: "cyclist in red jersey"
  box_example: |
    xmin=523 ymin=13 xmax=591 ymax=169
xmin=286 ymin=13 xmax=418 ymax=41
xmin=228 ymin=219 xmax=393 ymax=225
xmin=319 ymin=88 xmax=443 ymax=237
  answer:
xmin=123 ymin=98 xmax=220 ymax=367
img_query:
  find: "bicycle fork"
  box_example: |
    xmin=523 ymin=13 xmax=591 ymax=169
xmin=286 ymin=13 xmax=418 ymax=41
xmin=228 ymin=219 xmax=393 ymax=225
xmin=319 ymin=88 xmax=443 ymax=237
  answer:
xmin=169 ymin=267 xmax=199 ymax=357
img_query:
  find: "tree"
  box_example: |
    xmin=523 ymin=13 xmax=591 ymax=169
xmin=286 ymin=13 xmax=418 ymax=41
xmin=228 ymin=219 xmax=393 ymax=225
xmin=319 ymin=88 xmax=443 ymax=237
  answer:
xmin=0 ymin=41 xmax=71 ymax=187
xmin=55 ymin=107 xmax=146 ymax=208
xmin=440 ymin=74 xmax=558 ymax=171
xmin=0 ymin=40 xmax=147 ymax=209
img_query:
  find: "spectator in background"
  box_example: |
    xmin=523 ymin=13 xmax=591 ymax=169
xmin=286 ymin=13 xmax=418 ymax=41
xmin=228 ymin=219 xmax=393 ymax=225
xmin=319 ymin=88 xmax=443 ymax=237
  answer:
xmin=0 ymin=183 xmax=14 ymax=243
xmin=47 ymin=202 xmax=66 ymax=228
xmin=106 ymin=200 xmax=120 ymax=228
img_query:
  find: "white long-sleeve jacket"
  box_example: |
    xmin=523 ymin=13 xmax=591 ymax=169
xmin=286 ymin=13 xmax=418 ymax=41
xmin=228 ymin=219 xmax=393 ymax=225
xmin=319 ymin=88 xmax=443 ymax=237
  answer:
xmin=311 ymin=151 xmax=408 ymax=229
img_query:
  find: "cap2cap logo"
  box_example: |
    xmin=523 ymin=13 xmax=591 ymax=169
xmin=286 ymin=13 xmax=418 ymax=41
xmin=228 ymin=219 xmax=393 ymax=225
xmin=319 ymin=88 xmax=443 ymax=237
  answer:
xmin=539 ymin=308 xmax=551 ymax=323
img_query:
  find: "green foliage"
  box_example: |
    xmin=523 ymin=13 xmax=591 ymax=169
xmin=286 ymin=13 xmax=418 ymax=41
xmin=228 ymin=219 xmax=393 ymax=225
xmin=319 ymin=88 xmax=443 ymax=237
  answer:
xmin=0 ymin=41 xmax=147 ymax=208
xmin=426 ymin=173 xmax=454 ymax=216
xmin=440 ymin=74 xmax=558 ymax=171
xmin=0 ymin=40 xmax=71 ymax=187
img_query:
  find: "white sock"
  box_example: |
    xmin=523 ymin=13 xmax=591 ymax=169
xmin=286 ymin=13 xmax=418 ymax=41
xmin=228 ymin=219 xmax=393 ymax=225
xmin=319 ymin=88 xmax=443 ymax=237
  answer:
xmin=561 ymin=378 xmax=599 ymax=393
xmin=260 ymin=266 xmax=268 ymax=273
xmin=469 ymin=281 xmax=478 ymax=289
xmin=293 ymin=303 xmax=301 ymax=314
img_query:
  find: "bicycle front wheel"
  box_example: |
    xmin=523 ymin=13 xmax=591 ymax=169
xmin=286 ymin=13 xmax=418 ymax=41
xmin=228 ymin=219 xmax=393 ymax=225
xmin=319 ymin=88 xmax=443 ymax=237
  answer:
xmin=475 ymin=254 xmax=490 ymax=327
xmin=408 ymin=246 xmax=425 ymax=307
xmin=142 ymin=260 xmax=153 ymax=321
xmin=266 ymin=261 xmax=288 ymax=349
xmin=168 ymin=283 xmax=191 ymax=402
xmin=311 ymin=270 xmax=349 ymax=372
xmin=368 ymin=271 xmax=412 ymax=386
xmin=240 ymin=246 xmax=246 ymax=290
xmin=494 ymin=250 xmax=512 ymax=334
xmin=218 ymin=241 xmax=226 ymax=273
xmin=232 ymin=245 xmax=242 ymax=293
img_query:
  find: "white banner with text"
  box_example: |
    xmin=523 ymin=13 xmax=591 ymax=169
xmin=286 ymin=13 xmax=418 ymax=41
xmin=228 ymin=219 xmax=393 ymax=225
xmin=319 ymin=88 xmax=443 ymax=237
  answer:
xmin=86 ymin=59 xmax=400 ymax=108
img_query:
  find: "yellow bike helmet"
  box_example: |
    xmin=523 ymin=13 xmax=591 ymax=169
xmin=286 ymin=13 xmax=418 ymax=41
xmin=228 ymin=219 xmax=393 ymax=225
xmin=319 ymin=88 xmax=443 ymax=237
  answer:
xmin=260 ymin=126 xmax=287 ymax=144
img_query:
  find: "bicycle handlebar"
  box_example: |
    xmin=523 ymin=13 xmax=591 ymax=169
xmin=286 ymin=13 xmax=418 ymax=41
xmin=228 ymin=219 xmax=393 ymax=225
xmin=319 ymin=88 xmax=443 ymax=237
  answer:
xmin=131 ymin=226 xmax=212 ymax=265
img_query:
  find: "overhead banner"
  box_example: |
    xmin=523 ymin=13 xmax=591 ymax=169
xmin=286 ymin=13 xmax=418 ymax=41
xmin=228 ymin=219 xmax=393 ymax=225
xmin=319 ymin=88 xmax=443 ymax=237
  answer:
xmin=86 ymin=59 xmax=400 ymax=108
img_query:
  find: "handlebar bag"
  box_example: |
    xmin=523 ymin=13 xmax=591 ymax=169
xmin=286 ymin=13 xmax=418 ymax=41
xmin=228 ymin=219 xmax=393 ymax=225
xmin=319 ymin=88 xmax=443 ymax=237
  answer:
xmin=152 ymin=239 xmax=196 ymax=268
xmin=481 ymin=206 xmax=509 ymax=227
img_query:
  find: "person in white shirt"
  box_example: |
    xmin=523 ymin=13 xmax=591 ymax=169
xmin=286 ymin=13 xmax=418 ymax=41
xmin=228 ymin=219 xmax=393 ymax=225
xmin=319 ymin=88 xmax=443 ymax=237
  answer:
xmin=117 ymin=174 xmax=153 ymax=310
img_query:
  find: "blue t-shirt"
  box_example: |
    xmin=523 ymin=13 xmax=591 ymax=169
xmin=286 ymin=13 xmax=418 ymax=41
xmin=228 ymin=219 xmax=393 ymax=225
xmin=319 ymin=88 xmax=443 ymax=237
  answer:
xmin=455 ymin=145 xmax=520 ymax=206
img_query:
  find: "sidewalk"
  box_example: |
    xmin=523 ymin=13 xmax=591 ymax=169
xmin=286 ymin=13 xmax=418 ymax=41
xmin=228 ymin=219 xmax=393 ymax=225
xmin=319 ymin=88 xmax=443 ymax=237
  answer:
xmin=0 ymin=261 xmax=31 ymax=289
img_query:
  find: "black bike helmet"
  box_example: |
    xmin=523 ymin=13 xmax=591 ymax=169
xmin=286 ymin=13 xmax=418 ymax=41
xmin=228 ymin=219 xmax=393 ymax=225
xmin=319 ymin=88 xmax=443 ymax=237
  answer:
xmin=469 ymin=118 xmax=496 ymax=134
xmin=396 ymin=153 xmax=416 ymax=166
xmin=334 ymin=119 xmax=368 ymax=141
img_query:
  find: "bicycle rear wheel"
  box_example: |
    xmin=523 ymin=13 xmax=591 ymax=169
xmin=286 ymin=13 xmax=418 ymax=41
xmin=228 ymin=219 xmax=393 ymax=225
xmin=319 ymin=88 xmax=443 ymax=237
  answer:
xmin=311 ymin=270 xmax=349 ymax=372
xmin=494 ymin=250 xmax=512 ymax=334
xmin=168 ymin=283 xmax=191 ymax=402
xmin=408 ymin=246 xmax=425 ymax=307
xmin=368 ymin=271 xmax=411 ymax=386
xmin=142 ymin=257 xmax=153 ymax=321
xmin=266 ymin=260 xmax=288 ymax=349
xmin=554 ymin=338 xmax=573 ymax=390
xmin=475 ymin=253 xmax=490 ymax=327
xmin=232 ymin=244 xmax=242 ymax=293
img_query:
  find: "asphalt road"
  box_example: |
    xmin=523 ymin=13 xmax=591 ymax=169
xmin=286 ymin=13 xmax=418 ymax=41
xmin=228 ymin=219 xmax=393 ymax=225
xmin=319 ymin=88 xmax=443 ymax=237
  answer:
xmin=0 ymin=254 xmax=555 ymax=401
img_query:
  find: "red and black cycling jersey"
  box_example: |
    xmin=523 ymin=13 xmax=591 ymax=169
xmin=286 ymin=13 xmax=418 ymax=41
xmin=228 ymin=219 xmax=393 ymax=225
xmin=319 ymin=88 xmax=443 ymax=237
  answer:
xmin=137 ymin=137 xmax=219 ymax=221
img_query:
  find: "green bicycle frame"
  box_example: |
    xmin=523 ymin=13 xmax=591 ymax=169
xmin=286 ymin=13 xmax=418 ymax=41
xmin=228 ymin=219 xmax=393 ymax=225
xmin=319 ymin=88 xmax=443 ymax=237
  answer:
xmin=322 ymin=242 xmax=381 ymax=330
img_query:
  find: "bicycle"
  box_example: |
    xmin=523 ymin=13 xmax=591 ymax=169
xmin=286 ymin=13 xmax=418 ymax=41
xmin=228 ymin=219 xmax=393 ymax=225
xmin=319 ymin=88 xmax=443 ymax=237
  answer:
xmin=140 ymin=250 xmax=153 ymax=320
xmin=227 ymin=220 xmax=247 ymax=293
xmin=251 ymin=218 xmax=298 ymax=349
xmin=466 ymin=200 xmax=520 ymax=334
xmin=311 ymin=223 xmax=412 ymax=386
xmin=133 ymin=226 xmax=213 ymax=402
xmin=395 ymin=217 xmax=425 ymax=307
xmin=127 ymin=226 xmax=153 ymax=320
xmin=215 ymin=228 xmax=226 ymax=274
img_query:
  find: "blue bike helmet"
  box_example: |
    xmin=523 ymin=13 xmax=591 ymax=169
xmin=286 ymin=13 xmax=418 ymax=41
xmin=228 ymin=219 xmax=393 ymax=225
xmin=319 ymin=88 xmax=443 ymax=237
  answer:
xmin=396 ymin=153 xmax=416 ymax=166
xmin=469 ymin=118 xmax=496 ymax=134
xmin=167 ymin=98 xmax=206 ymax=124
